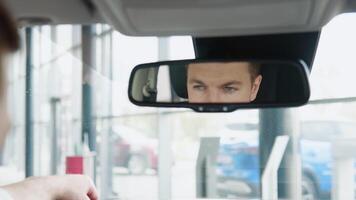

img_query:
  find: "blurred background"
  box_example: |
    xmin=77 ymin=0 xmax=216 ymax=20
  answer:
xmin=1 ymin=13 xmax=356 ymax=200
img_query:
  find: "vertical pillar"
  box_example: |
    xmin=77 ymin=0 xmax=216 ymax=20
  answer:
xmin=158 ymin=37 xmax=172 ymax=200
xmin=71 ymin=26 xmax=82 ymax=155
xmin=81 ymin=25 xmax=96 ymax=151
xmin=25 ymin=27 xmax=34 ymax=177
xmin=50 ymin=98 xmax=60 ymax=175
xmin=332 ymin=157 xmax=354 ymax=200
xmin=196 ymin=137 xmax=220 ymax=198
xmin=99 ymin=28 xmax=115 ymax=199
xmin=107 ymin=31 xmax=114 ymax=197
xmin=331 ymin=140 xmax=356 ymax=200
xmin=81 ymin=25 xmax=96 ymax=183
xmin=49 ymin=26 xmax=59 ymax=175
xmin=259 ymin=108 xmax=301 ymax=199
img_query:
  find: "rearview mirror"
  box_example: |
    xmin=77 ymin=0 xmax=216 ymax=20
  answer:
xmin=128 ymin=59 xmax=310 ymax=112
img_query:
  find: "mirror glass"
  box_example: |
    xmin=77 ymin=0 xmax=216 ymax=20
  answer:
xmin=129 ymin=60 xmax=310 ymax=111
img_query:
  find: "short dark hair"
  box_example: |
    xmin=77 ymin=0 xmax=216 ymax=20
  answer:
xmin=0 ymin=1 xmax=20 ymax=52
xmin=248 ymin=63 xmax=261 ymax=81
xmin=186 ymin=62 xmax=261 ymax=82
xmin=0 ymin=1 xmax=20 ymax=98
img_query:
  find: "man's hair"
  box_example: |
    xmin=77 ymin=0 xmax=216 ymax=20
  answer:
xmin=0 ymin=1 xmax=20 ymax=98
xmin=248 ymin=62 xmax=261 ymax=82
xmin=186 ymin=62 xmax=261 ymax=82
xmin=0 ymin=2 xmax=20 ymax=52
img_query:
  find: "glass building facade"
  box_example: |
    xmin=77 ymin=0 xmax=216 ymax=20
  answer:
xmin=1 ymin=13 xmax=356 ymax=200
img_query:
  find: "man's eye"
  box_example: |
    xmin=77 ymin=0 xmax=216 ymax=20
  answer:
xmin=193 ymin=85 xmax=206 ymax=91
xmin=223 ymin=87 xmax=238 ymax=93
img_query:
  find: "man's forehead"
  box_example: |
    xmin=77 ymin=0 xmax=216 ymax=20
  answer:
xmin=188 ymin=61 xmax=250 ymax=69
xmin=187 ymin=62 xmax=251 ymax=78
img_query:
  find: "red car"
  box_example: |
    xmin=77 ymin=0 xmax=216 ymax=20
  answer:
xmin=111 ymin=126 xmax=158 ymax=175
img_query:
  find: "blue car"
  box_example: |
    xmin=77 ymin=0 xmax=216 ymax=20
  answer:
xmin=216 ymin=121 xmax=355 ymax=199
xmin=216 ymin=141 xmax=260 ymax=198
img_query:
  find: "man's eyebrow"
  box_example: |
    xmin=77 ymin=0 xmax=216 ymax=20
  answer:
xmin=220 ymin=81 xmax=243 ymax=87
xmin=188 ymin=79 xmax=206 ymax=85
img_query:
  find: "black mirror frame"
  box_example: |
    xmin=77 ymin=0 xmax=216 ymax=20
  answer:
xmin=128 ymin=59 xmax=310 ymax=112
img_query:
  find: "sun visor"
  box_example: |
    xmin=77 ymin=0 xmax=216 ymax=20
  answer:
xmin=93 ymin=0 xmax=345 ymax=37
xmin=193 ymin=32 xmax=320 ymax=69
xmin=5 ymin=0 xmax=103 ymax=25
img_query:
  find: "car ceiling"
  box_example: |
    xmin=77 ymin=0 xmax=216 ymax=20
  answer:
xmin=92 ymin=0 xmax=356 ymax=37
xmin=5 ymin=0 xmax=356 ymax=37
xmin=4 ymin=0 xmax=103 ymax=25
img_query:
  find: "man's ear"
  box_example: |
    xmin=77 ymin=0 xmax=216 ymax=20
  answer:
xmin=250 ymin=75 xmax=263 ymax=102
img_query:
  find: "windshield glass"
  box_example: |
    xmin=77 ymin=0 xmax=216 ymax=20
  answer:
xmin=1 ymin=13 xmax=356 ymax=200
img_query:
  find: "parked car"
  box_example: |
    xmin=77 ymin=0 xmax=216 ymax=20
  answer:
xmin=216 ymin=121 xmax=356 ymax=199
xmin=111 ymin=126 xmax=158 ymax=175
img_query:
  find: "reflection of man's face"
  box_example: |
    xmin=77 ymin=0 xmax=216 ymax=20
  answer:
xmin=187 ymin=62 xmax=262 ymax=103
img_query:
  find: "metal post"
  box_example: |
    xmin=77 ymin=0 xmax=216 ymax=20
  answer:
xmin=25 ymin=27 xmax=34 ymax=177
xmin=261 ymin=136 xmax=290 ymax=200
xmin=50 ymin=98 xmax=60 ymax=175
xmin=332 ymin=158 xmax=354 ymax=200
xmin=331 ymin=139 xmax=356 ymax=200
xmin=49 ymin=26 xmax=59 ymax=175
xmin=196 ymin=137 xmax=220 ymax=198
xmin=99 ymin=27 xmax=115 ymax=199
xmin=71 ymin=26 xmax=82 ymax=155
xmin=157 ymin=37 xmax=172 ymax=200
xmin=81 ymin=25 xmax=95 ymax=150
xmin=259 ymin=108 xmax=301 ymax=199
xmin=107 ymin=32 xmax=114 ymax=198
xmin=81 ymin=25 xmax=96 ymax=182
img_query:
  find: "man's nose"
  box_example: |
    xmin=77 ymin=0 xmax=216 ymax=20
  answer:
xmin=207 ymin=89 xmax=220 ymax=103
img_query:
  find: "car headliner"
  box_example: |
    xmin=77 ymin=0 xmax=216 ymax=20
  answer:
xmin=5 ymin=0 xmax=356 ymax=37
xmin=4 ymin=0 xmax=103 ymax=26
